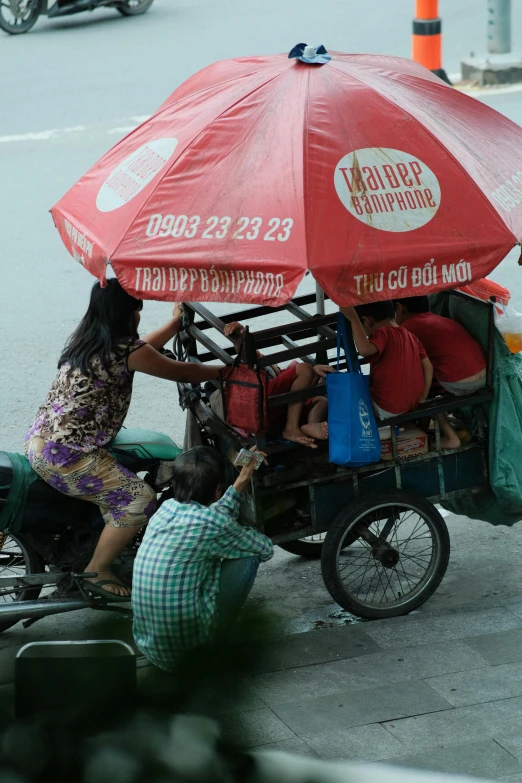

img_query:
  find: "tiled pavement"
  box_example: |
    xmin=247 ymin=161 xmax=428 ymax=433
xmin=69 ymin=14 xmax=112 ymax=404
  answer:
xmin=194 ymin=603 xmax=522 ymax=780
xmin=6 ymin=603 xmax=522 ymax=779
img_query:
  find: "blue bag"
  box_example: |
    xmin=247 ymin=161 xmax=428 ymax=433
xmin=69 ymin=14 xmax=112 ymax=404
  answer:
xmin=326 ymin=314 xmax=381 ymax=467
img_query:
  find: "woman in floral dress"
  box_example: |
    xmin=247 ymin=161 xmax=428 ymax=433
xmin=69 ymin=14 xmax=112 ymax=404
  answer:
xmin=25 ymin=280 xmax=222 ymax=600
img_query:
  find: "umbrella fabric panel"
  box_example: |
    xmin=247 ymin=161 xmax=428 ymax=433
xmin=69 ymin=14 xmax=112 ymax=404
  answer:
xmin=349 ymin=62 xmax=522 ymax=239
xmin=155 ymin=54 xmax=291 ymax=112
xmin=51 ymin=63 xmax=295 ymax=290
xmin=111 ymin=66 xmax=308 ymax=305
xmin=305 ymin=61 xmax=516 ymax=304
xmin=50 ymin=51 xmax=522 ymax=306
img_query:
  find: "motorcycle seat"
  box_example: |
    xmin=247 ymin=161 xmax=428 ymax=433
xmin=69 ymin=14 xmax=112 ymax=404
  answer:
xmin=0 ymin=450 xmax=14 ymax=480
xmin=110 ymin=429 xmax=181 ymax=462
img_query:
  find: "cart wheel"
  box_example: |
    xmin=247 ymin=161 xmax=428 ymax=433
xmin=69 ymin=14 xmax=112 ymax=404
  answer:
xmin=321 ymin=490 xmax=450 ymax=620
xmin=279 ymin=534 xmax=325 ymax=558
xmin=0 ymin=533 xmax=44 ymax=633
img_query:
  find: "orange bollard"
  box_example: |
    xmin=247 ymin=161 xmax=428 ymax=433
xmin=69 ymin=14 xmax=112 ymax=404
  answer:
xmin=412 ymin=0 xmax=451 ymax=84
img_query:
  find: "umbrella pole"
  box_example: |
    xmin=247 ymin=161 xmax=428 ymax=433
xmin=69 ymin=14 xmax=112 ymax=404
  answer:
xmin=316 ymin=283 xmax=325 ymax=316
xmin=315 ymin=283 xmax=328 ymax=364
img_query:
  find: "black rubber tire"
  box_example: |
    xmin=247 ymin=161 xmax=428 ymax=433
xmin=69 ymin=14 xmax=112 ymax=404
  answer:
xmin=0 ymin=0 xmax=40 ymax=34
xmin=279 ymin=535 xmax=325 ymax=558
xmin=117 ymin=0 xmax=154 ymax=16
xmin=0 ymin=533 xmax=45 ymax=633
xmin=321 ymin=490 xmax=450 ymax=620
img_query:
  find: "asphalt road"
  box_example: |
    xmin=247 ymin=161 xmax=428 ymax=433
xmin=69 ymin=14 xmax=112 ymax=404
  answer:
xmin=2 ymin=0 xmax=522 ymax=646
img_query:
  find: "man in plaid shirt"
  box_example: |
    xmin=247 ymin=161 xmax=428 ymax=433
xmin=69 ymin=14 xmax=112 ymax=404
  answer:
xmin=132 ymin=447 xmax=273 ymax=672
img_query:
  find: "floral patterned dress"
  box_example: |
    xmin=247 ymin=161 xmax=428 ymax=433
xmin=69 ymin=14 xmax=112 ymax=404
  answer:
xmin=25 ymin=339 xmax=156 ymax=528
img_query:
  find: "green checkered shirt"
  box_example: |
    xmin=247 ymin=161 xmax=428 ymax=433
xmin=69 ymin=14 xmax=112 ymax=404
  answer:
xmin=132 ymin=486 xmax=273 ymax=671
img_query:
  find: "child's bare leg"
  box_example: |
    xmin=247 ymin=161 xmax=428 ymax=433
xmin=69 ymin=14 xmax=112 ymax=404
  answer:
xmin=301 ymin=398 xmax=328 ymax=440
xmin=283 ymin=363 xmax=317 ymax=448
xmin=437 ymin=413 xmax=461 ymax=450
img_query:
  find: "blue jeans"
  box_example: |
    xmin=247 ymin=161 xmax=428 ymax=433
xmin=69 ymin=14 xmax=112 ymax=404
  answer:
xmin=216 ymin=556 xmax=260 ymax=630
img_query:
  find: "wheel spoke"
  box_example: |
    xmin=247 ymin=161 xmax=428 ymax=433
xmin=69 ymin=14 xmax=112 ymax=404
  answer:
xmin=355 ymin=555 xmax=374 ymax=596
xmin=399 ymin=553 xmax=432 ymax=568
xmin=399 ymin=530 xmax=431 ymax=544
xmin=403 ymin=513 xmax=424 ymax=540
xmin=339 ymin=559 xmax=368 ymax=577
xmin=338 ymin=548 xmax=371 ymax=571
xmin=345 ymin=566 xmax=374 ymax=588
xmin=393 ymin=559 xmax=408 ymax=597
xmin=397 ymin=509 xmax=416 ymax=527
xmin=396 ymin=563 xmax=420 ymax=587
xmin=400 ymin=546 xmax=433 ymax=560
xmin=0 ymin=535 xmax=33 ymax=605
xmin=329 ymin=498 xmax=446 ymax=613
xmin=382 ymin=565 xmax=399 ymax=601
xmin=401 ymin=543 xmax=434 ymax=558
xmin=358 ymin=571 xmax=380 ymax=600
xmin=371 ymin=563 xmax=389 ymax=603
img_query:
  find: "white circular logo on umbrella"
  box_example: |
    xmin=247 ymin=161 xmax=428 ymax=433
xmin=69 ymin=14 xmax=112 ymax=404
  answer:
xmin=96 ymin=137 xmax=179 ymax=213
xmin=334 ymin=147 xmax=441 ymax=232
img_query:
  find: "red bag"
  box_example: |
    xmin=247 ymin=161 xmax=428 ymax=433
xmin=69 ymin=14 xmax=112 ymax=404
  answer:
xmin=221 ymin=358 xmax=269 ymax=434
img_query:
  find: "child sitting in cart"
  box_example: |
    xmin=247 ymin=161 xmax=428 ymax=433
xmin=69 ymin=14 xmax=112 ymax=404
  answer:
xmin=132 ymin=446 xmax=273 ymax=673
xmin=339 ymin=303 xmax=433 ymax=419
xmin=224 ymin=321 xmax=330 ymax=447
xmin=394 ymin=296 xmax=486 ymax=448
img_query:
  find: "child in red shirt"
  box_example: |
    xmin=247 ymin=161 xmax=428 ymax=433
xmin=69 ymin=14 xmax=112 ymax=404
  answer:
xmin=340 ymin=302 xmax=433 ymax=419
xmin=394 ymin=296 xmax=486 ymax=449
xmin=394 ymin=297 xmax=486 ymax=393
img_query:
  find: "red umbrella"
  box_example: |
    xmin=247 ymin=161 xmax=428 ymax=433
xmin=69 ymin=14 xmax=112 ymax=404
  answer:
xmin=51 ymin=45 xmax=522 ymax=306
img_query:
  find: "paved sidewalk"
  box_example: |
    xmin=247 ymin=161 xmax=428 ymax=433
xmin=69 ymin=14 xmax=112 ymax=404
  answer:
xmin=6 ymin=601 xmax=522 ymax=780
xmin=140 ymin=600 xmax=522 ymax=781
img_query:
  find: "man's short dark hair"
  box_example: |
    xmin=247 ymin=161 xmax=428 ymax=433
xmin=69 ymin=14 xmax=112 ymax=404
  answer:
xmin=395 ymin=296 xmax=430 ymax=314
xmin=170 ymin=446 xmax=229 ymax=506
xmin=355 ymin=301 xmax=395 ymax=322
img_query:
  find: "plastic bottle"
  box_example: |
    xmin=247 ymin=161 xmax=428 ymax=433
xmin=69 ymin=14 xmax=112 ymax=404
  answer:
xmin=494 ymin=304 xmax=522 ymax=354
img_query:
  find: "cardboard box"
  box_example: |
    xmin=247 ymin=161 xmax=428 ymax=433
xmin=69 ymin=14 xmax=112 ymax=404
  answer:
xmin=379 ymin=424 xmax=428 ymax=461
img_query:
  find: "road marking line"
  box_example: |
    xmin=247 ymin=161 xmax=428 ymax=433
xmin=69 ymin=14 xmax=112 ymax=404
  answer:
xmin=0 ymin=116 xmax=152 ymax=144
xmin=107 ymin=126 xmax=139 ymax=134
xmin=0 ymin=125 xmax=85 ymax=143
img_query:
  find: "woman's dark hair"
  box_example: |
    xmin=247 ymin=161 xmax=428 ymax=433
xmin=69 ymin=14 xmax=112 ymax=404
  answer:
xmin=394 ymin=296 xmax=430 ymax=314
xmin=170 ymin=447 xmax=229 ymax=506
xmin=355 ymin=300 xmax=395 ymax=322
xmin=59 ymin=279 xmax=143 ymax=374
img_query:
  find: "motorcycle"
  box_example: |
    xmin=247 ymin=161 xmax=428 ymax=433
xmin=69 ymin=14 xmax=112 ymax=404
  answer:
xmin=0 ymin=426 xmax=181 ymax=631
xmin=0 ymin=0 xmax=155 ymax=35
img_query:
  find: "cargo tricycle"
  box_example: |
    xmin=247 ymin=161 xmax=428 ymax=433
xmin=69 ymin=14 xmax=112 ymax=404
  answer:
xmin=174 ymin=287 xmax=495 ymax=620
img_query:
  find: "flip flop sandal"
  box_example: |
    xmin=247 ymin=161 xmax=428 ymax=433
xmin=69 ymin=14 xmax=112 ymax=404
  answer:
xmin=84 ymin=579 xmax=131 ymax=602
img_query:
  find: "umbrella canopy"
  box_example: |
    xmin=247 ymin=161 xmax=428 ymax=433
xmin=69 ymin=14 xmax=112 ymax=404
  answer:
xmin=51 ymin=47 xmax=522 ymax=306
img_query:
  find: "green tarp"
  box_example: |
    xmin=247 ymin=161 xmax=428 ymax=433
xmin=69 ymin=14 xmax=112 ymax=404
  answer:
xmin=431 ymin=292 xmax=522 ymax=527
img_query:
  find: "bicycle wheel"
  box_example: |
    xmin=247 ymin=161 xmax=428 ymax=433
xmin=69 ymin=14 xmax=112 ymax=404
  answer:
xmin=321 ymin=489 xmax=450 ymax=620
xmin=0 ymin=532 xmax=44 ymax=632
